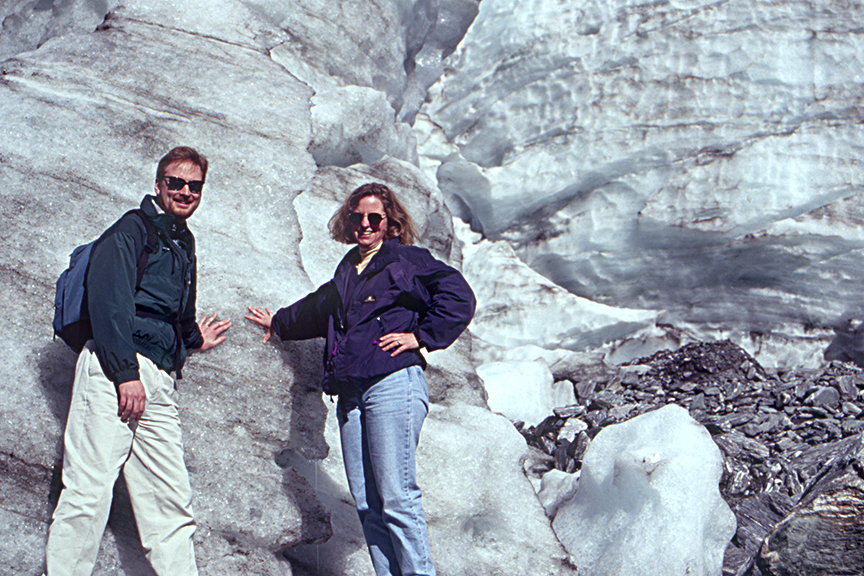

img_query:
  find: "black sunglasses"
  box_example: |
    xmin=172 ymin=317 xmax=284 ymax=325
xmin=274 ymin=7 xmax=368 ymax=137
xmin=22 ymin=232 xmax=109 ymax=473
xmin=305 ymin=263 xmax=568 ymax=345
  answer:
xmin=349 ymin=212 xmax=386 ymax=228
xmin=163 ymin=175 xmax=204 ymax=195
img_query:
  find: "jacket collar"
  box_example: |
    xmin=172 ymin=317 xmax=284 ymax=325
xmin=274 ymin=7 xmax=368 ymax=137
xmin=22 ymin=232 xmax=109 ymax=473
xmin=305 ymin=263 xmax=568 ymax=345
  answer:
xmin=339 ymin=238 xmax=400 ymax=276
xmin=364 ymin=238 xmax=401 ymax=272
xmin=141 ymin=195 xmax=191 ymax=238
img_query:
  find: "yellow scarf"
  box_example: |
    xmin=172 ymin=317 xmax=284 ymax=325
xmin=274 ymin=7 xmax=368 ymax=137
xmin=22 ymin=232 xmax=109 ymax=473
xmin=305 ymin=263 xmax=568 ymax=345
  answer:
xmin=356 ymin=240 xmax=383 ymax=274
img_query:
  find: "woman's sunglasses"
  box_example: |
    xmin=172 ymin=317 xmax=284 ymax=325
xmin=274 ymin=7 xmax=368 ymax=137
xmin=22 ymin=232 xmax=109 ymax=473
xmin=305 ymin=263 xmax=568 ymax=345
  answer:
xmin=349 ymin=212 xmax=386 ymax=228
xmin=163 ymin=175 xmax=205 ymax=195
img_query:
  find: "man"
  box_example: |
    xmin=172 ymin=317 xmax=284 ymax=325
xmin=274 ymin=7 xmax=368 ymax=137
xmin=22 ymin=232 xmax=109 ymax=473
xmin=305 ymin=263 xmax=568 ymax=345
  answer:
xmin=45 ymin=146 xmax=231 ymax=576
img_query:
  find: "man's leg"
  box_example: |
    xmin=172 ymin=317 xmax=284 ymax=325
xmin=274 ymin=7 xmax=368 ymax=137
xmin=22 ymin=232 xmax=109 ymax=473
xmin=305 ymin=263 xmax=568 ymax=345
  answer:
xmin=338 ymin=388 xmax=402 ymax=576
xmin=123 ymin=354 xmax=197 ymax=576
xmin=364 ymin=367 xmax=436 ymax=576
xmin=46 ymin=343 xmax=135 ymax=576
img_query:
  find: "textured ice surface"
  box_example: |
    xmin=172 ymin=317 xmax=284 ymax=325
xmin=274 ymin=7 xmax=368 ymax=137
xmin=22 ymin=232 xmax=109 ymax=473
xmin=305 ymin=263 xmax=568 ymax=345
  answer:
xmin=477 ymin=359 xmax=555 ymax=426
xmin=286 ymin=401 xmax=574 ymax=576
xmin=262 ymin=0 xmax=480 ymax=122
xmin=538 ymin=469 xmax=580 ymax=519
xmin=419 ymin=0 xmax=864 ymax=365
xmin=420 ymin=404 xmax=573 ymax=576
xmin=553 ymin=405 xmax=736 ymax=576
xmin=457 ymin=221 xmax=659 ymax=351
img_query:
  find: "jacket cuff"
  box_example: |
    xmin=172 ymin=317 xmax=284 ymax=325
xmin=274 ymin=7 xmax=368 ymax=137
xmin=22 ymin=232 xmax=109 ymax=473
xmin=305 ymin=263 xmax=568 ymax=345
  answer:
xmin=414 ymin=329 xmax=427 ymax=350
xmin=113 ymin=368 xmax=141 ymax=386
xmin=186 ymin=324 xmax=205 ymax=350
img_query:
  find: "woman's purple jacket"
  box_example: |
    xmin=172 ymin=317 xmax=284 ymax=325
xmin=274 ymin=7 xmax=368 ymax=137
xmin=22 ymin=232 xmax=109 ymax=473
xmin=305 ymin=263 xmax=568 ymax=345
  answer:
xmin=271 ymin=238 xmax=476 ymax=396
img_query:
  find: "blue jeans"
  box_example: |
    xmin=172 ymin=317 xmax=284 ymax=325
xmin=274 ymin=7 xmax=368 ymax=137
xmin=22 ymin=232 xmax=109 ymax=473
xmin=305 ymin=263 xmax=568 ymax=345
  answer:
xmin=337 ymin=366 xmax=436 ymax=576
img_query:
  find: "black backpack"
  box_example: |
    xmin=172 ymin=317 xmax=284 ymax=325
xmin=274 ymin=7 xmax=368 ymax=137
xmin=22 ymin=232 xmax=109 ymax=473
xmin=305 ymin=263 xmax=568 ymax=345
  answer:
xmin=53 ymin=209 xmax=157 ymax=353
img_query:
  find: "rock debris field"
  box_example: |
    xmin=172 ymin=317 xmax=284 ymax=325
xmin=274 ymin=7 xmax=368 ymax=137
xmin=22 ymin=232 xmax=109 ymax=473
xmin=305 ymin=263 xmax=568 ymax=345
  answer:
xmin=519 ymin=340 xmax=864 ymax=576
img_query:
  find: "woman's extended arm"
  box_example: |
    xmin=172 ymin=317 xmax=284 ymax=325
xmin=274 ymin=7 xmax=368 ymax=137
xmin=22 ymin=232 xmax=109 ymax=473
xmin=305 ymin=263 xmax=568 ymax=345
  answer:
xmin=245 ymin=281 xmax=338 ymax=344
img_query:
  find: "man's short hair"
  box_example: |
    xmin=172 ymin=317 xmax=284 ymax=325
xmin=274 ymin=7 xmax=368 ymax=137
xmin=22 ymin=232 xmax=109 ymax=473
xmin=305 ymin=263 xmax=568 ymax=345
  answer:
xmin=156 ymin=146 xmax=209 ymax=182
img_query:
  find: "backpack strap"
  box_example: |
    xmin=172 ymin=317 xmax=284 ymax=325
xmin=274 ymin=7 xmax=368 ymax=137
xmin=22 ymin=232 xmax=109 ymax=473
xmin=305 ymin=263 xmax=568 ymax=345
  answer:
xmin=127 ymin=209 xmax=157 ymax=290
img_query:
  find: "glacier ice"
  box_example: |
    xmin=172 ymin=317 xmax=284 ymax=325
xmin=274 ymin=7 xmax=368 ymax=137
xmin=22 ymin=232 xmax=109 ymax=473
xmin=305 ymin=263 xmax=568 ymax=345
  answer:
xmin=553 ymin=405 xmax=736 ymax=576
xmin=477 ymin=359 xmax=555 ymax=427
xmin=0 ymin=2 xmax=569 ymax=574
xmin=457 ymin=220 xmax=659 ymax=352
xmin=418 ymin=0 xmax=864 ymax=365
xmin=288 ymin=401 xmax=575 ymax=576
xmin=538 ymin=469 xmax=579 ymax=520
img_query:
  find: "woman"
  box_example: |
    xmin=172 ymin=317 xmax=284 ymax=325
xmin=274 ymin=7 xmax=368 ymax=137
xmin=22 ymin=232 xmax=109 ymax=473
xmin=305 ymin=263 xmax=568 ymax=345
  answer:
xmin=246 ymin=182 xmax=475 ymax=576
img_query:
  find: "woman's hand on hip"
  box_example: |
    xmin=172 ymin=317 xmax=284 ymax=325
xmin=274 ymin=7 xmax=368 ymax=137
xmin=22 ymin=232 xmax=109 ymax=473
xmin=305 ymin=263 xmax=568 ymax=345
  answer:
xmin=245 ymin=306 xmax=275 ymax=343
xmin=378 ymin=332 xmax=419 ymax=357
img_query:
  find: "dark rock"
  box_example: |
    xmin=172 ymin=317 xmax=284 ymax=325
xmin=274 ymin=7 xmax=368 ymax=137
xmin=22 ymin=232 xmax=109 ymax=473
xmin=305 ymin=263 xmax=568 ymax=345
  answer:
xmin=553 ymin=440 xmax=571 ymax=472
xmin=671 ymin=380 xmax=698 ymax=392
xmin=553 ymin=405 xmax=586 ymax=418
xmin=713 ymin=432 xmax=771 ymax=465
xmin=772 ymin=391 xmax=791 ymax=410
xmin=805 ymin=386 xmax=841 ymax=406
xmin=567 ymin=431 xmax=590 ymax=464
xmin=574 ymin=379 xmax=596 ymax=400
xmin=583 ymin=409 xmax=608 ymax=429
xmin=773 ymin=436 xmax=799 ymax=454
xmin=842 ymin=420 xmax=864 ymax=435
xmin=721 ymin=413 xmax=757 ymax=428
xmin=835 ymin=375 xmax=858 ymax=400
xmin=724 ymin=492 xmax=794 ymax=576
xmin=588 ymin=391 xmax=621 ymax=409
xmin=726 ymin=466 xmax=753 ymax=497
xmin=514 ymin=340 xmax=864 ymax=576
xmin=841 ymin=402 xmax=862 ymax=417
xmin=608 ymin=403 xmax=637 ymax=423
xmin=755 ymin=487 xmax=864 ymax=576
xmin=801 ymin=405 xmax=832 ymax=419
xmin=739 ymin=437 xmax=772 ymax=462
xmin=621 ymin=371 xmax=641 ymax=386
xmin=795 ymin=381 xmax=813 ymax=400
xmin=534 ymin=415 xmax=561 ymax=438
xmin=742 ymin=414 xmax=782 ymax=437
xmin=752 ymin=436 xmax=864 ymax=576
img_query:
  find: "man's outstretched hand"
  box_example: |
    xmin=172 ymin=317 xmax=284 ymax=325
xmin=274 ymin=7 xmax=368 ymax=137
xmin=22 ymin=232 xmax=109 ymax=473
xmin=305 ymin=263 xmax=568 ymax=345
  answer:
xmin=197 ymin=312 xmax=231 ymax=351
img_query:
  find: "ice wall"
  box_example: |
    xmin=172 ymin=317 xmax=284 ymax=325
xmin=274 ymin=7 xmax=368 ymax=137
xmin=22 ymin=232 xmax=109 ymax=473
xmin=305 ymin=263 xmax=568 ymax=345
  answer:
xmin=419 ymin=0 xmax=864 ymax=364
xmin=1 ymin=3 xmax=325 ymax=574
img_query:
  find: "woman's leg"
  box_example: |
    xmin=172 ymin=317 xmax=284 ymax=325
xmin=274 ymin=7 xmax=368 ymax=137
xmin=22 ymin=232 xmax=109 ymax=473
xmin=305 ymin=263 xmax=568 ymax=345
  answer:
xmin=338 ymin=388 xmax=401 ymax=575
xmin=363 ymin=367 xmax=435 ymax=576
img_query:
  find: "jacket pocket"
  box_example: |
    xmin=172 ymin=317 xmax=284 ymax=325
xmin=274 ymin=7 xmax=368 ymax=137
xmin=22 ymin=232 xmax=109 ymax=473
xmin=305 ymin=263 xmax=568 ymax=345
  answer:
xmin=132 ymin=316 xmax=176 ymax=372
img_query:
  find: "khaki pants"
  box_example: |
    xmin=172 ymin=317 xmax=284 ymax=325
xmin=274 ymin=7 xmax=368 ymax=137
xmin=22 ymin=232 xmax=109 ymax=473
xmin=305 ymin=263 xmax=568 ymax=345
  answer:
xmin=46 ymin=342 xmax=198 ymax=576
